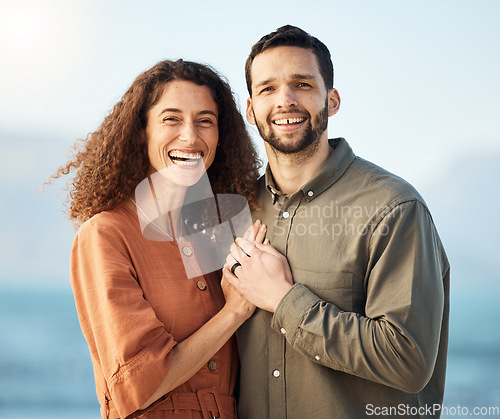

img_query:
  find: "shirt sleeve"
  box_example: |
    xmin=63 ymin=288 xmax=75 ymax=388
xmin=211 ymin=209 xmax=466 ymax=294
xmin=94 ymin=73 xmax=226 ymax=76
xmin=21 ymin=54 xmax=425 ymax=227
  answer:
xmin=70 ymin=218 xmax=177 ymax=418
xmin=271 ymin=200 xmax=448 ymax=393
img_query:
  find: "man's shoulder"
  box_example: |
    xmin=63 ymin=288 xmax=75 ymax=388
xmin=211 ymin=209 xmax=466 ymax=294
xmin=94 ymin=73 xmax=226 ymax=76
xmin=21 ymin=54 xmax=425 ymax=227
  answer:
xmin=348 ymin=156 xmax=426 ymax=206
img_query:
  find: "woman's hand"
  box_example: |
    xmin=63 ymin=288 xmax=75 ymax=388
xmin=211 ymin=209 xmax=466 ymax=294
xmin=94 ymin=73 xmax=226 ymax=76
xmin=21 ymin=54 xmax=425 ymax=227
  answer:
xmin=242 ymin=219 xmax=267 ymax=245
xmin=219 ymin=220 xmax=266 ymax=320
xmin=221 ymin=269 xmax=256 ymax=320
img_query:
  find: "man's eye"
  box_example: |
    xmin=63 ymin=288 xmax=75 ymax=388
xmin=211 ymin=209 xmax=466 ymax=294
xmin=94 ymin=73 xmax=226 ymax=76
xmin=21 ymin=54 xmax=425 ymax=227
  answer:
xmin=297 ymin=82 xmax=311 ymax=88
xmin=260 ymin=86 xmax=274 ymax=94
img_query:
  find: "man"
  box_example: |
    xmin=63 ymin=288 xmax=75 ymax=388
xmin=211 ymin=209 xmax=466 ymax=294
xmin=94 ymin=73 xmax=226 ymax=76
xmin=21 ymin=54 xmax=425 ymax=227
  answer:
xmin=224 ymin=25 xmax=450 ymax=418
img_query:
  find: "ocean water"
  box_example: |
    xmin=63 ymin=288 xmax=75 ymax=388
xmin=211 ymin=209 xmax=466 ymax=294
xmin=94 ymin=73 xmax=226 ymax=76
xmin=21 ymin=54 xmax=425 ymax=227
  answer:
xmin=0 ymin=287 xmax=498 ymax=418
xmin=0 ymin=287 xmax=98 ymax=418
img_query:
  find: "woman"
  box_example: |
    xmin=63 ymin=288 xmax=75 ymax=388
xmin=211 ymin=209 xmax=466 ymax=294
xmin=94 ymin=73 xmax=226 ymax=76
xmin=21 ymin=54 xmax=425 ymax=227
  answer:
xmin=50 ymin=59 xmax=262 ymax=418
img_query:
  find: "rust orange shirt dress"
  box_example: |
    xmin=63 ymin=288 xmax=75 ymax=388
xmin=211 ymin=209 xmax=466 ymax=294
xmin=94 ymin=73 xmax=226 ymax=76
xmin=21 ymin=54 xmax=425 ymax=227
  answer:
xmin=70 ymin=205 xmax=238 ymax=418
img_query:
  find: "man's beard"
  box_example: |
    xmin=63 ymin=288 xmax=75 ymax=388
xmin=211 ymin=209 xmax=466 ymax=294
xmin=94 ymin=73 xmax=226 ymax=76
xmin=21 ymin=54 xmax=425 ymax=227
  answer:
xmin=254 ymin=99 xmax=329 ymax=157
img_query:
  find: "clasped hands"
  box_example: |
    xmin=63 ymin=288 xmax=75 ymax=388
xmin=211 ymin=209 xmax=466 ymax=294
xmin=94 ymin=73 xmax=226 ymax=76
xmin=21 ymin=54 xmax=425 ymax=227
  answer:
xmin=222 ymin=220 xmax=293 ymax=313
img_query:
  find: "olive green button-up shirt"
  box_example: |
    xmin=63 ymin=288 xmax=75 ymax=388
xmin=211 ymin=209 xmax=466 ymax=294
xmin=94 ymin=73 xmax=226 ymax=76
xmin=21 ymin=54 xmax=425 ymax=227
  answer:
xmin=237 ymin=138 xmax=450 ymax=418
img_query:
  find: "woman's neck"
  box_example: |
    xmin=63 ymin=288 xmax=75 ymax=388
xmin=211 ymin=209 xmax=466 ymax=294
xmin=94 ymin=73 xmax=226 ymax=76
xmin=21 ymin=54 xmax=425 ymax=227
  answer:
xmin=127 ymin=173 xmax=189 ymax=239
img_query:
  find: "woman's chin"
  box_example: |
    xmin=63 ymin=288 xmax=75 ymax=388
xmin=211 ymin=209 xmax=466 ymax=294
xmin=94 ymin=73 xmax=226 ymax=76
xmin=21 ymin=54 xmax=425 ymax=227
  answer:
xmin=157 ymin=161 xmax=206 ymax=187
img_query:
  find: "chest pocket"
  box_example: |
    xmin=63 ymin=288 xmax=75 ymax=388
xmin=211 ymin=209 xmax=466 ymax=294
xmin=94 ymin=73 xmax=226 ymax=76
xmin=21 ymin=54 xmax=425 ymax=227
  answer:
xmin=291 ymin=267 xmax=365 ymax=314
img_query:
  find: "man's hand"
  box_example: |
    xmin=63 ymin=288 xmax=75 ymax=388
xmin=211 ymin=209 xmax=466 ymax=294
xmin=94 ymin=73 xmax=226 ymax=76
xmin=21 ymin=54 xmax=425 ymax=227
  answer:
xmin=224 ymin=237 xmax=293 ymax=312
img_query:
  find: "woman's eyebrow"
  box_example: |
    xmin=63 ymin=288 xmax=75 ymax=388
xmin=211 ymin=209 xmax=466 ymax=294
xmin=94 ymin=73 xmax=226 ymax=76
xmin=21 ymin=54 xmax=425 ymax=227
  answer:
xmin=198 ymin=110 xmax=217 ymax=117
xmin=158 ymin=107 xmax=181 ymax=116
xmin=158 ymin=108 xmax=217 ymax=117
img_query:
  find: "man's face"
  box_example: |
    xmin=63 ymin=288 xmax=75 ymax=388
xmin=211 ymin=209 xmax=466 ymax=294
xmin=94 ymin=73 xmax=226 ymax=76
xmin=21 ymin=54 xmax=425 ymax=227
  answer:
xmin=246 ymin=46 xmax=339 ymax=156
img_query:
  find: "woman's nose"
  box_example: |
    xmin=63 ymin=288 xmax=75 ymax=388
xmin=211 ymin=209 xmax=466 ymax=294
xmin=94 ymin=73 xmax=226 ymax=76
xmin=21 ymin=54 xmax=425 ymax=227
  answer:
xmin=178 ymin=122 xmax=198 ymax=143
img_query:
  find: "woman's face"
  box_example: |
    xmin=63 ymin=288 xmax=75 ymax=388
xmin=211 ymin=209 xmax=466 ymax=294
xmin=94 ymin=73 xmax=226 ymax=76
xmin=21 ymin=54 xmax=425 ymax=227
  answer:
xmin=145 ymin=80 xmax=219 ymax=186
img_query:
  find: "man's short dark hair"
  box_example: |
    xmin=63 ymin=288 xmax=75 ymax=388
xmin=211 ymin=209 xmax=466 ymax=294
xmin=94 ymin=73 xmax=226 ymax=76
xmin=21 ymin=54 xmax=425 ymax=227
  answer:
xmin=245 ymin=25 xmax=334 ymax=95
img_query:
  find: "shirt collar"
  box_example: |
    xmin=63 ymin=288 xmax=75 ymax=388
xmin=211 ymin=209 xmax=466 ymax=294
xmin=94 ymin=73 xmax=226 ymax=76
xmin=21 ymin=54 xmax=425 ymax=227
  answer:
xmin=264 ymin=166 xmax=280 ymax=204
xmin=264 ymin=137 xmax=356 ymax=202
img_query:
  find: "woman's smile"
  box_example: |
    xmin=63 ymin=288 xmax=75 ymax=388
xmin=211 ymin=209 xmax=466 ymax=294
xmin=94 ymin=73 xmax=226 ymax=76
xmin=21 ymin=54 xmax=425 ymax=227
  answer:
xmin=167 ymin=149 xmax=204 ymax=166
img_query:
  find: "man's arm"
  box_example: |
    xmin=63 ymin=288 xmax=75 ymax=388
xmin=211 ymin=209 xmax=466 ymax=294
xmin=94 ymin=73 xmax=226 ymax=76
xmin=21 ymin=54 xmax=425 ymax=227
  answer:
xmin=225 ymin=200 xmax=448 ymax=393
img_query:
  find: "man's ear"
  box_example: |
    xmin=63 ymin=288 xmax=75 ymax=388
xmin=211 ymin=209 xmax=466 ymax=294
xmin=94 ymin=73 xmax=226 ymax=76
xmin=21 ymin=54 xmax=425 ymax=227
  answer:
xmin=327 ymin=88 xmax=341 ymax=117
xmin=246 ymin=98 xmax=256 ymax=125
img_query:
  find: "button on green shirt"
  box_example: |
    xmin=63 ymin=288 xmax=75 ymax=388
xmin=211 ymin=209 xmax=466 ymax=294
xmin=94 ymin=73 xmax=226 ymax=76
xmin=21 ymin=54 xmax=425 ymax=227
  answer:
xmin=237 ymin=138 xmax=450 ymax=418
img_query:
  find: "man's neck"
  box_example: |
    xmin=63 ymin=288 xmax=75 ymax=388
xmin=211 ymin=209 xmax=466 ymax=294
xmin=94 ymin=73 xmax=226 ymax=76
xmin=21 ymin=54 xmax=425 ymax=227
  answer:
xmin=266 ymin=138 xmax=333 ymax=195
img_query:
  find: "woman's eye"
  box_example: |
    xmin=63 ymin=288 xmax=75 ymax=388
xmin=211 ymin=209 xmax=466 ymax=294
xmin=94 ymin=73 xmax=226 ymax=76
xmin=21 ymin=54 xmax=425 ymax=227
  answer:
xmin=199 ymin=119 xmax=215 ymax=126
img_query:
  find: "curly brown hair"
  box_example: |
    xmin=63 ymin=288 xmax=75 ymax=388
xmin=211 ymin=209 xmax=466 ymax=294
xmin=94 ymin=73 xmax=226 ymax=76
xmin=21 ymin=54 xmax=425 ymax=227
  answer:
xmin=49 ymin=59 xmax=261 ymax=225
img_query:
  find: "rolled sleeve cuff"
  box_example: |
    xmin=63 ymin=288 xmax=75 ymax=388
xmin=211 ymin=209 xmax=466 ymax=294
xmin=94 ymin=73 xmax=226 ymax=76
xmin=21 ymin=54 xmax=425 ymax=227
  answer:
xmin=271 ymin=283 xmax=321 ymax=345
xmin=108 ymin=330 xmax=177 ymax=418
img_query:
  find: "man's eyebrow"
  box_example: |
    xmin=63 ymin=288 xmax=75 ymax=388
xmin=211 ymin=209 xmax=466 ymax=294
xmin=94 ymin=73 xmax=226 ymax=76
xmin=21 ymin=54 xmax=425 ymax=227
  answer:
xmin=254 ymin=74 xmax=317 ymax=88
xmin=255 ymin=78 xmax=277 ymax=88
xmin=290 ymin=73 xmax=317 ymax=80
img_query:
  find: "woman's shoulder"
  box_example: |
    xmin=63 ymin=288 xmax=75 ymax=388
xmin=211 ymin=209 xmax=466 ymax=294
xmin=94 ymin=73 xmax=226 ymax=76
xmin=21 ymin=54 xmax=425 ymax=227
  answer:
xmin=78 ymin=205 xmax=138 ymax=240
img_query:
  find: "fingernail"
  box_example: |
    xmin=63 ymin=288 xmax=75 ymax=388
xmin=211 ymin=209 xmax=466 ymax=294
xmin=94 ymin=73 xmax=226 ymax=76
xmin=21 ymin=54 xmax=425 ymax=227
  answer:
xmin=264 ymin=239 xmax=270 ymax=245
xmin=260 ymin=224 xmax=266 ymax=231
xmin=254 ymin=219 xmax=261 ymax=227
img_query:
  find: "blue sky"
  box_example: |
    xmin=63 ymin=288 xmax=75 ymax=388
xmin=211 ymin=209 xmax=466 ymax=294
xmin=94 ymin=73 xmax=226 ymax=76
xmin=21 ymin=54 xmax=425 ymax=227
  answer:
xmin=0 ymin=0 xmax=499 ymax=289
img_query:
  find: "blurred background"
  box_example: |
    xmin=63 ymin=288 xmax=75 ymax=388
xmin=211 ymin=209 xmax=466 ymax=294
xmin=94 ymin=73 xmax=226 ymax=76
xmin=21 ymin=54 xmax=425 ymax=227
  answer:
xmin=0 ymin=0 xmax=499 ymax=417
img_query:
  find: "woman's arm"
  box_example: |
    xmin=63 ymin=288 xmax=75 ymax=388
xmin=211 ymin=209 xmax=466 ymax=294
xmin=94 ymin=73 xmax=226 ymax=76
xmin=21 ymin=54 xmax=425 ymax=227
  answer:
xmin=140 ymin=220 xmax=266 ymax=410
xmin=140 ymin=276 xmax=253 ymax=409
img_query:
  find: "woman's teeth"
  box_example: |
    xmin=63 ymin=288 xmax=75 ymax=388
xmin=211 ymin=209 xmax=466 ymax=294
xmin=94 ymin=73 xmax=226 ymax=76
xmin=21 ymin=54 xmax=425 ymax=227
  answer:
xmin=168 ymin=151 xmax=203 ymax=166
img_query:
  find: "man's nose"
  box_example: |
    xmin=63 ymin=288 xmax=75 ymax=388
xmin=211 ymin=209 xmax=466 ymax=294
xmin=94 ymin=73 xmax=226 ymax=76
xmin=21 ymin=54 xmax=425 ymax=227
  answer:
xmin=276 ymin=86 xmax=297 ymax=108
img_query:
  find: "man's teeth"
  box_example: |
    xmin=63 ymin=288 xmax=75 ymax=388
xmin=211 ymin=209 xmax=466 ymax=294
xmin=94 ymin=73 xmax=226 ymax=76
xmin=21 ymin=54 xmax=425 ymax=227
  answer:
xmin=274 ymin=117 xmax=306 ymax=125
xmin=168 ymin=151 xmax=203 ymax=166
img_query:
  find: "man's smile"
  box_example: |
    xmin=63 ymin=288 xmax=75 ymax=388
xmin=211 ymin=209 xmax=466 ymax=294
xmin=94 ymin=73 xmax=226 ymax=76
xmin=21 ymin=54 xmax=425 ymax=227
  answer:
xmin=273 ymin=117 xmax=306 ymax=126
xmin=271 ymin=114 xmax=308 ymax=132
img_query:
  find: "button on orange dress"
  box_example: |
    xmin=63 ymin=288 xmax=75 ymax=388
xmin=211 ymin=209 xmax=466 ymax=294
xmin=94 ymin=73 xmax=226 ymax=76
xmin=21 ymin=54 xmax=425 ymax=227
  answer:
xmin=70 ymin=205 xmax=238 ymax=418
